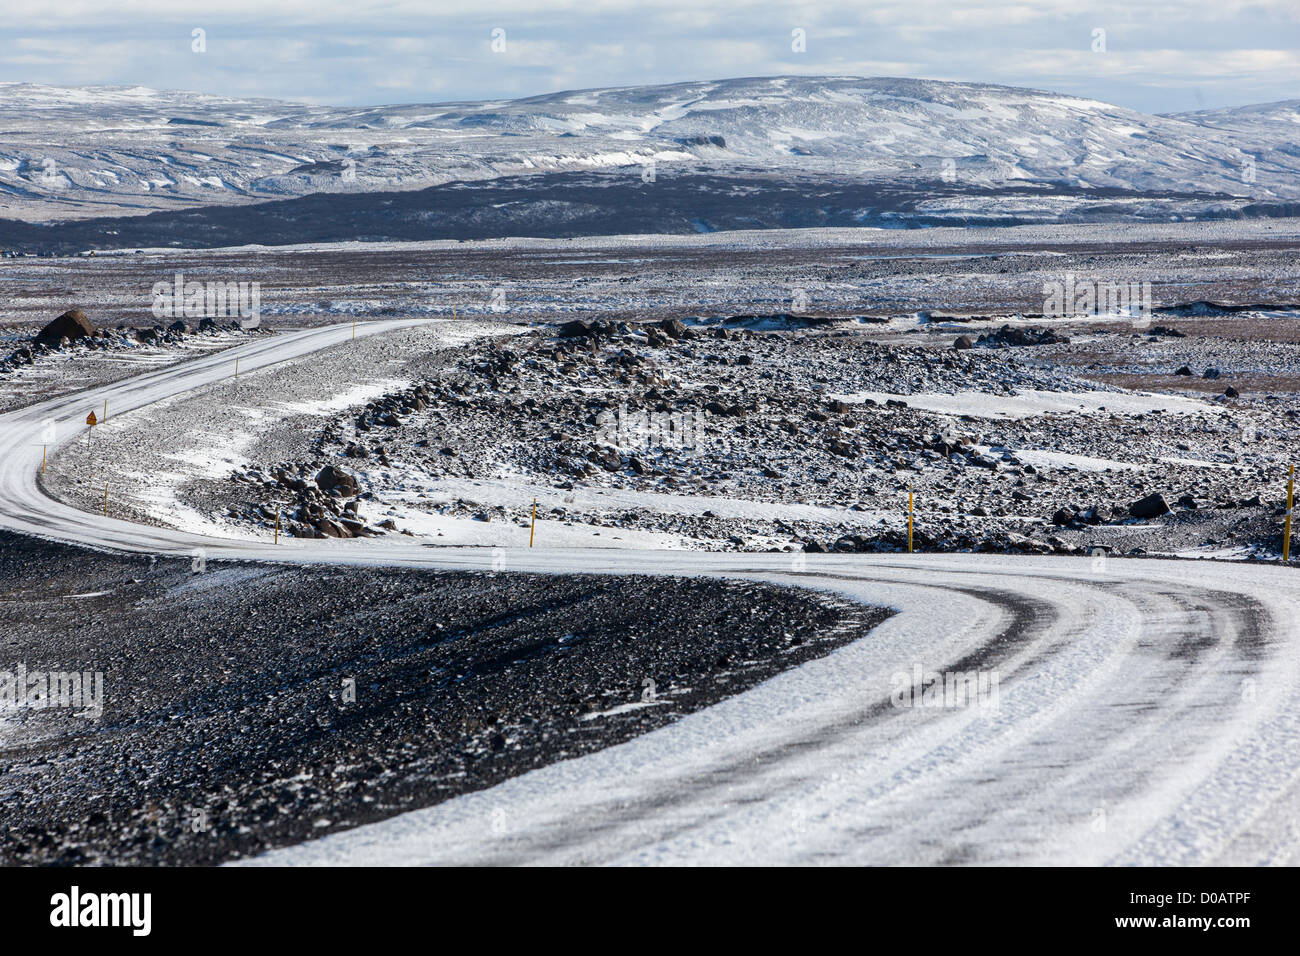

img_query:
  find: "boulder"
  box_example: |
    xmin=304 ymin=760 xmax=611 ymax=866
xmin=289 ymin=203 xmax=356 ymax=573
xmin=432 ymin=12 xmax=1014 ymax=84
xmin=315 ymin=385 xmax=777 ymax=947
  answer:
xmin=659 ymin=318 xmax=687 ymax=339
xmin=315 ymin=516 xmax=350 ymax=538
xmin=557 ymin=319 xmax=612 ymax=339
xmin=35 ymin=309 xmax=95 ymax=346
xmin=953 ymin=335 xmax=974 ymax=350
xmin=1129 ymin=492 xmax=1170 ymax=520
xmin=975 ymin=325 xmax=1069 ymax=348
xmin=315 ymin=464 xmax=358 ymax=496
xmin=557 ymin=319 xmax=593 ymax=338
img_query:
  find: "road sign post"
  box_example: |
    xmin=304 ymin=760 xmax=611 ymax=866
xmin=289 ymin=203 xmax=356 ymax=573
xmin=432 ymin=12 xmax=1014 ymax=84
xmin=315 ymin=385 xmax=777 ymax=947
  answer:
xmin=1285 ymin=466 xmax=1294 ymax=563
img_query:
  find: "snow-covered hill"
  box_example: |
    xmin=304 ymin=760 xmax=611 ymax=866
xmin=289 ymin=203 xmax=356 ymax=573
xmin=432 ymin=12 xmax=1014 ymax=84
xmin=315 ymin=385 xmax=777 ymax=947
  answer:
xmin=1 ymin=76 xmax=1297 ymax=222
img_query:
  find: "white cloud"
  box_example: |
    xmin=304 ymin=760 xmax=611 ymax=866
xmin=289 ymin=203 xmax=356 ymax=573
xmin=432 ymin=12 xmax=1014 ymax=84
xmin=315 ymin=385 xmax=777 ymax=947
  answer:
xmin=0 ymin=1 xmax=1294 ymax=112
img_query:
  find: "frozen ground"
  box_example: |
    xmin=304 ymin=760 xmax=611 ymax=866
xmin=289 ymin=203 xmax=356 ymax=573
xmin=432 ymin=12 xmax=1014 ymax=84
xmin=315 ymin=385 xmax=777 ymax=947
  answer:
xmin=3 ymin=218 xmax=1299 ymax=335
xmin=3 ymin=226 xmax=1300 ymax=866
xmin=38 ymin=303 xmax=1300 ymax=561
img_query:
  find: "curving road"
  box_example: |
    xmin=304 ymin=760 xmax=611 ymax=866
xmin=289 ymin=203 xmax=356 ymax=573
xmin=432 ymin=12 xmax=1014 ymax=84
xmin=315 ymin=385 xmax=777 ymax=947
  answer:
xmin=3 ymin=319 xmax=1299 ymax=865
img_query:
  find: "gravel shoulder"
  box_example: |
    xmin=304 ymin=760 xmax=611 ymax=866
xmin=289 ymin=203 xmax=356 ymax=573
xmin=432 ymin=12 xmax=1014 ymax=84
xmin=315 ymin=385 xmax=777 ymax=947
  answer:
xmin=0 ymin=529 xmax=888 ymax=865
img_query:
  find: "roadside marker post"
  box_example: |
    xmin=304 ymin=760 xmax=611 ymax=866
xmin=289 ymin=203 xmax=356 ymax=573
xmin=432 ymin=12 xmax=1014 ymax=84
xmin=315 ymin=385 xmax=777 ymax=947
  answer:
xmin=530 ymin=498 xmax=538 ymax=548
xmin=274 ymin=510 xmax=281 ymax=545
xmin=352 ymin=320 xmax=357 ymax=340
xmin=103 ymin=399 xmax=107 ymax=423
xmin=1285 ymin=466 xmax=1294 ymax=563
xmin=41 ymin=445 xmax=46 ymax=474
xmin=235 ymin=357 xmax=239 ymax=379
xmin=908 ymin=492 xmax=914 ymax=554
xmin=103 ymin=484 xmax=108 ymax=517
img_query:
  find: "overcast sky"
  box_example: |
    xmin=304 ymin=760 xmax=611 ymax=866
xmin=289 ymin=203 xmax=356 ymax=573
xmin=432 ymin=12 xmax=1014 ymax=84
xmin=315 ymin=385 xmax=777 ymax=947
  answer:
xmin=2 ymin=1 xmax=1297 ymax=113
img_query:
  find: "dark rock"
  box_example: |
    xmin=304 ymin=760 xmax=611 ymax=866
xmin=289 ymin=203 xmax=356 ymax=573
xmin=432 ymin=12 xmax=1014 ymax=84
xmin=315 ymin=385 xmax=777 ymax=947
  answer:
xmin=1173 ymin=366 xmax=1192 ymax=376
xmin=557 ymin=319 xmax=593 ymax=338
xmin=659 ymin=318 xmax=686 ymax=339
xmin=315 ymin=465 xmax=358 ymax=496
xmin=975 ymin=325 xmax=1069 ymax=348
xmin=315 ymin=517 xmax=350 ymax=538
xmin=35 ymin=309 xmax=95 ymax=346
xmin=953 ymin=335 xmax=974 ymax=350
xmin=1129 ymin=492 xmax=1170 ymax=519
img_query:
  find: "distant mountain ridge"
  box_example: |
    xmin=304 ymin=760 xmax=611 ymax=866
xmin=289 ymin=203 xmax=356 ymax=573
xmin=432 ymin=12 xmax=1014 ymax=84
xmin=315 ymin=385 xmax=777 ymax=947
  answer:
xmin=1 ymin=76 xmax=1297 ymax=225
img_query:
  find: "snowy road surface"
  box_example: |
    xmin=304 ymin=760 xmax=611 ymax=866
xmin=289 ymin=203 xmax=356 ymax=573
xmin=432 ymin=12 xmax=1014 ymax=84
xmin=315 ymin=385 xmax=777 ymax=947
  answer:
xmin=2 ymin=319 xmax=1298 ymax=865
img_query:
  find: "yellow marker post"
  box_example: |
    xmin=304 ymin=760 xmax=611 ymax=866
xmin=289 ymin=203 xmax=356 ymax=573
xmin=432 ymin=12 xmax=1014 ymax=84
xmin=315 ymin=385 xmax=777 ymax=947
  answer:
xmin=103 ymin=399 xmax=107 ymax=423
xmin=274 ymin=510 xmax=281 ymax=545
xmin=352 ymin=320 xmax=357 ymax=340
xmin=1285 ymin=466 xmax=1294 ymax=563
xmin=907 ymin=492 xmax=914 ymax=554
xmin=103 ymin=484 xmax=108 ymax=517
xmin=529 ymin=498 xmax=538 ymax=548
xmin=41 ymin=445 xmax=46 ymax=474
xmin=235 ymin=357 xmax=239 ymax=379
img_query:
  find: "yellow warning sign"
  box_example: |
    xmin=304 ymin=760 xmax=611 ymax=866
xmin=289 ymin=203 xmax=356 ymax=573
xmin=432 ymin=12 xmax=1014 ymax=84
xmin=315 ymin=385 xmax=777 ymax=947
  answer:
xmin=86 ymin=410 xmax=97 ymax=427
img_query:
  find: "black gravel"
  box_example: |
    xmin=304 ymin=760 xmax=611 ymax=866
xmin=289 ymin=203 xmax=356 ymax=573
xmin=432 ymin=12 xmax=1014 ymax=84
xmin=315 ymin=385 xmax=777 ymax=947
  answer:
xmin=0 ymin=530 xmax=887 ymax=866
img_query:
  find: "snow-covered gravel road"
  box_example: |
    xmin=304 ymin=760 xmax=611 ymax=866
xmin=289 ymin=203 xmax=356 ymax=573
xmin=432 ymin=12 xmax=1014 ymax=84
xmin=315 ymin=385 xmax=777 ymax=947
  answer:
xmin=3 ymin=318 xmax=1298 ymax=865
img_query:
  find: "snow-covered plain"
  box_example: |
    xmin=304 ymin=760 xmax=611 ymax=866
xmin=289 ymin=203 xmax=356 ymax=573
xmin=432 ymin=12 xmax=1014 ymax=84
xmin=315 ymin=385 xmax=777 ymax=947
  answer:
xmin=2 ymin=318 xmax=1299 ymax=865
